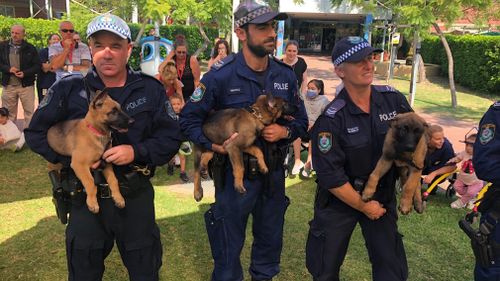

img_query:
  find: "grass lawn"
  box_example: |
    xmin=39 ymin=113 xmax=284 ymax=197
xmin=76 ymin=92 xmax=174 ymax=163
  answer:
xmin=0 ymin=149 xmax=477 ymax=281
xmin=388 ymin=77 xmax=495 ymax=122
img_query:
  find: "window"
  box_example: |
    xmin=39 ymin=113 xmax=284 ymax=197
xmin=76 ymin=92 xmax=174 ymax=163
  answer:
xmin=0 ymin=5 xmax=14 ymax=17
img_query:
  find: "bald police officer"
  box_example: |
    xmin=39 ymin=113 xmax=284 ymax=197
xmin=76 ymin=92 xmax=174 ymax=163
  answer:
xmin=26 ymin=14 xmax=182 ymax=281
xmin=306 ymin=37 xmax=413 ymax=281
xmin=179 ymin=1 xmax=308 ymax=280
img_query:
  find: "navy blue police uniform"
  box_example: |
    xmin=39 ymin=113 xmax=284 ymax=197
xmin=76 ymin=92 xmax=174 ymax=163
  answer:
xmin=179 ymin=52 xmax=308 ymax=281
xmin=473 ymin=101 xmax=500 ymax=280
xmin=25 ymin=67 xmax=182 ymax=281
xmin=306 ymin=85 xmax=412 ymax=281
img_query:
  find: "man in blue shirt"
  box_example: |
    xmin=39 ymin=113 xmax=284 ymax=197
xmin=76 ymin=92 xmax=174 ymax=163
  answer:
xmin=179 ymin=1 xmax=307 ymax=280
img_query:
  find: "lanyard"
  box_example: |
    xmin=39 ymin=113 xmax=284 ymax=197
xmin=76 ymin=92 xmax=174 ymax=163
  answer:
xmin=176 ymin=57 xmax=186 ymax=79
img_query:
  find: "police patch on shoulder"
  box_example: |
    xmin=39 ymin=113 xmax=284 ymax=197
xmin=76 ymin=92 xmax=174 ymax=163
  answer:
xmin=38 ymin=89 xmax=53 ymax=109
xmin=190 ymin=83 xmax=206 ymax=103
xmin=479 ymin=123 xmax=495 ymax=145
xmin=211 ymin=54 xmax=234 ymax=71
xmin=165 ymin=100 xmax=178 ymax=121
xmin=325 ymin=99 xmax=346 ymax=119
xmin=318 ymin=132 xmax=332 ymax=153
xmin=373 ymin=85 xmax=398 ymax=93
xmin=493 ymin=101 xmax=500 ymax=109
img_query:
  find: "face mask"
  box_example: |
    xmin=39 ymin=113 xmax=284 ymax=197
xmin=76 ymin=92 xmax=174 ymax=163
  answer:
xmin=306 ymin=89 xmax=319 ymax=99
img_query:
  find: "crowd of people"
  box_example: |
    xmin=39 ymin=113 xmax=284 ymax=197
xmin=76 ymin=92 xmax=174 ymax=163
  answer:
xmin=1 ymin=1 xmax=499 ymax=280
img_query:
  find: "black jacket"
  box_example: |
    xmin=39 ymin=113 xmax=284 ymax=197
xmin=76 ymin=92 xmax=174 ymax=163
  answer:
xmin=0 ymin=40 xmax=41 ymax=87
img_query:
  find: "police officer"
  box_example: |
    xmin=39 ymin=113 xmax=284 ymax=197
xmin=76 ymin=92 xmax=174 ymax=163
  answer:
xmin=305 ymin=37 xmax=413 ymax=281
xmin=473 ymin=101 xmax=500 ymax=280
xmin=25 ymin=14 xmax=182 ymax=281
xmin=179 ymin=1 xmax=307 ymax=280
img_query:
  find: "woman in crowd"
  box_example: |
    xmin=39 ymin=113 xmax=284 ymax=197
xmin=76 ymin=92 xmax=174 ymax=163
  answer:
xmin=157 ymin=59 xmax=184 ymax=102
xmin=171 ymin=35 xmax=201 ymax=102
xmin=36 ymin=33 xmax=60 ymax=103
xmin=282 ymin=40 xmax=309 ymax=175
xmin=208 ymin=39 xmax=230 ymax=69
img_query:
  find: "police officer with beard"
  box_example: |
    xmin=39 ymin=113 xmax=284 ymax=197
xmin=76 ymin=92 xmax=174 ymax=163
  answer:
xmin=306 ymin=37 xmax=413 ymax=281
xmin=472 ymin=101 xmax=500 ymax=280
xmin=179 ymin=1 xmax=307 ymax=280
xmin=25 ymin=14 xmax=182 ymax=281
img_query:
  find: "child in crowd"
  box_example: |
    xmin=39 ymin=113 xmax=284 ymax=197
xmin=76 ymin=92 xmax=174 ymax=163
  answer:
xmin=0 ymin=107 xmax=23 ymax=151
xmin=157 ymin=59 xmax=184 ymax=102
xmin=448 ymin=134 xmax=483 ymax=209
xmin=300 ymin=79 xmax=330 ymax=178
xmin=167 ymin=94 xmax=191 ymax=182
xmin=422 ymin=125 xmax=457 ymax=194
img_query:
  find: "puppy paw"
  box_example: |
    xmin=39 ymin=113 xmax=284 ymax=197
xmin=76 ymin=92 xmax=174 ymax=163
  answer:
xmin=194 ymin=189 xmax=204 ymax=202
xmin=398 ymin=204 xmax=412 ymax=215
xmin=86 ymin=198 xmax=100 ymax=214
xmin=259 ymin=164 xmax=269 ymax=174
xmin=113 ymin=194 xmax=126 ymax=209
xmin=361 ymin=192 xmax=373 ymax=202
xmin=234 ymin=184 xmax=247 ymax=194
xmin=413 ymin=199 xmax=424 ymax=214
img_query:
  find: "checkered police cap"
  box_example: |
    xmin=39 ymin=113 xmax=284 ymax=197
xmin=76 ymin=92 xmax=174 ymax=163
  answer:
xmin=332 ymin=36 xmax=382 ymax=67
xmin=87 ymin=14 xmax=131 ymax=41
xmin=234 ymin=0 xmax=287 ymax=29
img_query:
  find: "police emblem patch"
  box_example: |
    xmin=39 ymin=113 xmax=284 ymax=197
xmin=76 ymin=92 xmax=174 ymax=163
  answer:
xmin=318 ymin=132 xmax=332 ymax=153
xmin=38 ymin=89 xmax=53 ymax=109
xmin=190 ymin=83 xmax=206 ymax=103
xmin=479 ymin=124 xmax=495 ymax=145
xmin=165 ymin=100 xmax=178 ymax=120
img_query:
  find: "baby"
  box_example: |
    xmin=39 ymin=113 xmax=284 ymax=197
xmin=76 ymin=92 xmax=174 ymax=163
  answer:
xmin=0 ymin=107 xmax=23 ymax=151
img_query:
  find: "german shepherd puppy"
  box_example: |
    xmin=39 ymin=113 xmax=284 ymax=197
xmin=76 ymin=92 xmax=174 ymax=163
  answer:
xmin=193 ymin=93 xmax=296 ymax=202
xmin=47 ymin=91 xmax=132 ymax=214
xmin=362 ymin=112 xmax=428 ymax=214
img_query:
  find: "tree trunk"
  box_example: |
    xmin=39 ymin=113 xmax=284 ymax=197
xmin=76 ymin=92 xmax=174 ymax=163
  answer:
xmin=193 ymin=22 xmax=211 ymax=58
xmin=417 ymin=54 xmax=426 ymax=82
xmin=432 ymin=22 xmax=457 ymax=108
xmin=133 ymin=18 xmax=150 ymax=47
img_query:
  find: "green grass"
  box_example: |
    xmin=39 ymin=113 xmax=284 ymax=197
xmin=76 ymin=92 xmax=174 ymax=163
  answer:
xmin=0 ymin=149 xmax=477 ymax=281
xmin=388 ymin=77 xmax=495 ymax=122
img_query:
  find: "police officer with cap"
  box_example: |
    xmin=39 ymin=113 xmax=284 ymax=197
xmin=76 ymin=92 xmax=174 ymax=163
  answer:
xmin=473 ymin=101 xmax=500 ymax=280
xmin=25 ymin=14 xmax=182 ymax=281
xmin=305 ymin=36 xmax=412 ymax=281
xmin=179 ymin=0 xmax=307 ymax=280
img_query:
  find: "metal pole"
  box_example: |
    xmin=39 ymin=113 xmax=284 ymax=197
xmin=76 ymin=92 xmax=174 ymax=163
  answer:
xmin=29 ymin=0 xmax=34 ymax=18
xmin=66 ymin=0 xmax=70 ymax=19
xmin=380 ymin=21 xmax=387 ymax=63
xmin=231 ymin=0 xmax=240 ymax=53
xmin=409 ymin=29 xmax=420 ymax=107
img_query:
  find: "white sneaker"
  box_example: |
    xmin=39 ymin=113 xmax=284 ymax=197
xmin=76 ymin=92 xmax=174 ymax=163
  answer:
xmin=174 ymin=154 xmax=180 ymax=166
xmin=291 ymin=161 xmax=304 ymax=175
xmin=450 ymin=199 xmax=466 ymax=209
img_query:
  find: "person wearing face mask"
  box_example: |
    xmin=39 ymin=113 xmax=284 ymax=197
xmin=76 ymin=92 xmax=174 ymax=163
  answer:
xmin=300 ymin=79 xmax=330 ymax=178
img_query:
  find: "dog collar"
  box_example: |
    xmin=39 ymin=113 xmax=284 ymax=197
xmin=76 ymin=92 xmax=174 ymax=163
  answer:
xmin=246 ymin=106 xmax=265 ymax=123
xmin=86 ymin=122 xmax=107 ymax=137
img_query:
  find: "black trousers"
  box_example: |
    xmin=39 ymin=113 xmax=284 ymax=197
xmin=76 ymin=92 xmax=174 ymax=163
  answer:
xmin=65 ymin=183 xmax=162 ymax=281
xmin=306 ymin=195 xmax=408 ymax=281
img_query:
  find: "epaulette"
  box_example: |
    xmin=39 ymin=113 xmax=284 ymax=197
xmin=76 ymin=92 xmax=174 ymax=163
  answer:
xmin=373 ymin=85 xmax=399 ymax=93
xmin=324 ymin=98 xmax=346 ymax=119
xmin=211 ymin=54 xmax=235 ymax=71
xmin=493 ymin=101 xmax=500 ymax=109
xmin=271 ymin=55 xmax=292 ymax=69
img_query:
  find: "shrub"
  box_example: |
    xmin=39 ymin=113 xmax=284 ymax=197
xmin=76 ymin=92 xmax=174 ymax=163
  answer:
xmin=0 ymin=16 xmax=217 ymax=70
xmin=421 ymin=34 xmax=500 ymax=94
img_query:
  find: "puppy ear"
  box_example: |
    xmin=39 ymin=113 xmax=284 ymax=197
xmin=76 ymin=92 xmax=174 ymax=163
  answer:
xmin=266 ymin=92 xmax=275 ymax=108
xmin=92 ymin=90 xmax=108 ymax=109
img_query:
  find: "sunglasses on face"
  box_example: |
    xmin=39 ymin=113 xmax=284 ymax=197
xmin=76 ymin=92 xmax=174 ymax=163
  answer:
xmin=176 ymin=51 xmax=186 ymax=54
xmin=61 ymin=29 xmax=75 ymax=33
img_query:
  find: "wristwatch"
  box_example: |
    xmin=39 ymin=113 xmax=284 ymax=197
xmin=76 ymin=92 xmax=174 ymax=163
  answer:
xmin=284 ymin=126 xmax=292 ymax=139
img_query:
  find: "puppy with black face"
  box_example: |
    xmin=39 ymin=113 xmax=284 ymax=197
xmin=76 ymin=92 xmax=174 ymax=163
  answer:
xmin=362 ymin=112 xmax=428 ymax=215
xmin=192 ymin=93 xmax=296 ymax=202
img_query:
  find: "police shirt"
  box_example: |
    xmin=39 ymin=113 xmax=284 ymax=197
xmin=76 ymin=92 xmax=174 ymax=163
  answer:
xmin=311 ymin=85 xmax=412 ymax=202
xmin=473 ymin=101 xmax=500 ymax=185
xmin=422 ymin=137 xmax=455 ymax=175
xmin=179 ymin=52 xmax=308 ymax=150
xmin=25 ymin=66 xmax=182 ymax=174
